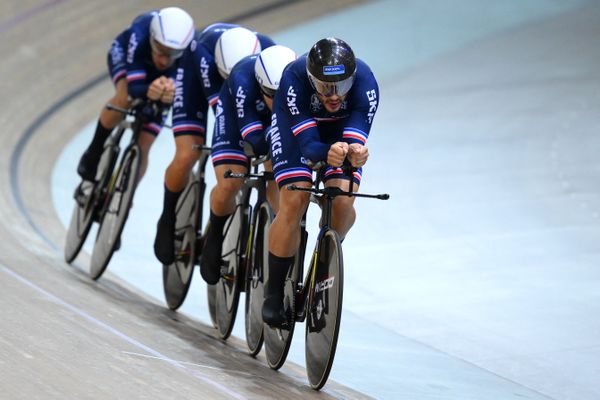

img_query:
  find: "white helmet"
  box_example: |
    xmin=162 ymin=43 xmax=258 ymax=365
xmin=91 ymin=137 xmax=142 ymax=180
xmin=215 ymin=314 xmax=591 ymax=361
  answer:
xmin=215 ymin=27 xmax=261 ymax=79
xmin=254 ymin=45 xmax=297 ymax=97
xmin=150 ymin=7 xmax=194 ymax=56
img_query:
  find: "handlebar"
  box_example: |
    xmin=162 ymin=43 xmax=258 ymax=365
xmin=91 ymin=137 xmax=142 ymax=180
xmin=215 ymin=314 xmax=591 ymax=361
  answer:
xmin=224 ymin=169 xmax=274 ymax=181
xmin=105 ymin=99 xmax=169 ymax=125
xmin=287 ymin=184 xmax=389 ymax=200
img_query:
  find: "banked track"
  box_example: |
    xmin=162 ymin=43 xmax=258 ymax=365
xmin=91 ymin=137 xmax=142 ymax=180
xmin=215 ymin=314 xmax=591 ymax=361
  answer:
xmin=0 ymin=1 xmax=371 ymax=398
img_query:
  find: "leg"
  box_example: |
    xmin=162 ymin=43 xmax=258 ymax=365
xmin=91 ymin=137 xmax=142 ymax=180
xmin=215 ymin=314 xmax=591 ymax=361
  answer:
xmin=136 ymin=130 xmax=156 ymax=183
xmin=264 ymin=160 xmax=279 ymax=214
xmin=262 ymin=182 xmax=311 ymax=326
xmin=200 ymin=163 xmax=247 ymax=284
xmin=154 ymin=134 xmax=204 ymax=265
xmin=325 ymin=178 xmax=358 ymax=240
xmin=78 ymin=79 xmax=130 ymax=181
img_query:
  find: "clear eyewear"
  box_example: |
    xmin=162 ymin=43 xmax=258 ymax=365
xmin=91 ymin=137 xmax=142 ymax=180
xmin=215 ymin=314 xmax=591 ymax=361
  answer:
xmin=150 ymin=38 xmax=184 ymax=60
xmin=308 ymin=71 xmax=355 ymax=97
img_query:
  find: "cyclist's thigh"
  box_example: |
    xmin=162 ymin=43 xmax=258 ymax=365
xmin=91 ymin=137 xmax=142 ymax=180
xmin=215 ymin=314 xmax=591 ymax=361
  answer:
xmin=171 ymin=53 xmax=208 ymax=140
xmin=211 ymin=92 xmax=248 ymax=168
xmin=269 ymin=113 xmax=312 ymax=189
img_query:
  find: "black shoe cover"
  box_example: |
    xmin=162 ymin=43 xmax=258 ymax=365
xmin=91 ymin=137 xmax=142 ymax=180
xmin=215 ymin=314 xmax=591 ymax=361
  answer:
xmin=154 ymin=215 xmax=175 ymax=265
xmin=262 ymin=294 xmax=288 ymax=328
xmin=199 ymin=237 xmax=222 ymax=284
xmin=77 ymin=151 xmax=99 ymax=182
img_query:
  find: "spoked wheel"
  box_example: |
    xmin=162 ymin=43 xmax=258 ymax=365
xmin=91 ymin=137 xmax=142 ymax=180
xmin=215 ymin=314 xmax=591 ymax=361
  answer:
xmin=245 ymin=202 xmax=272 ymax=356
xmin=264 ymin=252 xmax=301 ymax=370
xmin=305 ymin=229 xmax=344 ymax=390
xmin=214 ymin=198 xmax=248 ymax=339
xmin=64 ymin=141 xmax=118 ymax=263
xmin=163 ymin=175 xmax=203 ymax=310
xmin=89 ymin=146 xmax=140 ymax=280
xmin=64 ymin=180 xmax=96 ymax=263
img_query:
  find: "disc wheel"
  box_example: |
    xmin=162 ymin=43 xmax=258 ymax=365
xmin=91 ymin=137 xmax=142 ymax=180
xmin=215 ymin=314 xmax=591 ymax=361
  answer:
xmin=305 ymin=229 xmax=344 ymax=390
xmin=89 ymin=147 xmax=140 ymax=280
xmin=244 ymin=202 xmax=272 ymax=356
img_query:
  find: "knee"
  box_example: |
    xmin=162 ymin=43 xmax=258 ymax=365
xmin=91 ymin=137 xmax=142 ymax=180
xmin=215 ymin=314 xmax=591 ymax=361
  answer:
xmin=333 ymin=196 xmax=355 ymax=216
xmin=217 ymin=177 xmax=243 ymax=196
xmin=173 ymin=148 xmax=199 ymax=169
xmin=278 ymin=191 xmax=310 ymax=222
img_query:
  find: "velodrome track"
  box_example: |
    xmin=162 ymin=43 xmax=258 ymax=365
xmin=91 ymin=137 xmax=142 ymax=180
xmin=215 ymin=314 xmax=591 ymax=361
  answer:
xmin=3 ymin=1 xmax=600 ymax=399
xmin=0 ymin=1 xmax=369 ymax=399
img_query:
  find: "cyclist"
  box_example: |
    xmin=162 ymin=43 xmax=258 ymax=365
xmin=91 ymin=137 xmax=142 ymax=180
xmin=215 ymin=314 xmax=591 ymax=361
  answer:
xmin=199 ymin=45 xmax=297 ymax=284
xmin=153 ymin=23 xmax=275 ymax=265
xmin=261 ymin=38 xmax=380 ymax=327
xmin=76 ymin=7 xmax=194 ymax=183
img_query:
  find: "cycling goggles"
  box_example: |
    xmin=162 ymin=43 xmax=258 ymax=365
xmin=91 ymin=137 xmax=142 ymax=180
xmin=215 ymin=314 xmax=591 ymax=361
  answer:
xmin=307 ymin=70 xmax=355 ymax=97
xmin=150 ymin=38 xmax=184 ymax=60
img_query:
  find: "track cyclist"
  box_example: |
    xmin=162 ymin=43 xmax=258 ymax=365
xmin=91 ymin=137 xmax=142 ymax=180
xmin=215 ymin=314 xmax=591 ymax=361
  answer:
xmin=76 ymin=7 xmax=194 ymax=184
xmin=261 ymin=38 xmax=380 ymax=327
xmin=199 ymin=45 xmax=297 ymax=284
xmin=153 ymin=23 xmax=275 ymax=265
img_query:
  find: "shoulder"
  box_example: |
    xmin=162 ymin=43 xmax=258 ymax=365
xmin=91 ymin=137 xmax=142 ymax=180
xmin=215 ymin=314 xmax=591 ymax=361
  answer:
xmin=256 ymin=33 xmax=276 ymax=50
xmin=354 ymin=58 xmax=378 ymax=88
xmin=230 ymin=56 xmax=260 ymax=94
xmin=197 ymin=22 xmax=236 ymax=47
xmin=129 ymin=11 xmax=155 ymax=32
xmin=230 ymin=55 xmax=257 ymax=81
xmin=281 ymin=56 xmax=307 ymax=82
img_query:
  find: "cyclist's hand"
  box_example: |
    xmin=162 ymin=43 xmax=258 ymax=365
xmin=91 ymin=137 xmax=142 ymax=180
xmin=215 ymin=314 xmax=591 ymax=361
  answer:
xmin=347 ymin=143 xmax=369 ymax=167
xmin=160 ymin=77 xmax=175 ymax=104
xmin=147 ymin=78 xmax=165 ymax=101
xmin=327 ymin=142 xmax=349 ymax=167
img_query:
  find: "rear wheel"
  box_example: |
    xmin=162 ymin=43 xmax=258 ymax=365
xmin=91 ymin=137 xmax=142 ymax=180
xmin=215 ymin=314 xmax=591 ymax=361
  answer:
xmin=89 ymin=146 xmax=140 ymax=280
xmin=244 ymin=202 xmax=272 ymax=355
xmin=305 ymin=229 xmax=344 ymax=390
xmin=215 ymin=197 xmax=248 ymax=339
xmin=163 ymin=173 xmax=203 ymax=310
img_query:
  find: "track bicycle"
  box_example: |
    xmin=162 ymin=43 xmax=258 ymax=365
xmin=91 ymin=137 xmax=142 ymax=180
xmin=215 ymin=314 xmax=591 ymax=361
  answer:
xmin=161 ymin=144 xmax=212 ymax=310
xmin=64 ymin=99 xmax=167 ymax=278
xmin=262 ymin=164 xmax=389 ymax=389
xmin=204 ymin=151 xmax=273 ymax=343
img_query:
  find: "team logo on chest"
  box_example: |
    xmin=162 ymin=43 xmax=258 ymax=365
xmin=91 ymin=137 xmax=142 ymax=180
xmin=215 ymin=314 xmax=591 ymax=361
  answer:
xmin=310 ymin=94 xmax=322 ymax=113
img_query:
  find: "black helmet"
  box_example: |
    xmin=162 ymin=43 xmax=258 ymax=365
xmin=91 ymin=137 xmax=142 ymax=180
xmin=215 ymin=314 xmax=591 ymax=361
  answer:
xmin=307 ymin=37 xmax=356 ymax=97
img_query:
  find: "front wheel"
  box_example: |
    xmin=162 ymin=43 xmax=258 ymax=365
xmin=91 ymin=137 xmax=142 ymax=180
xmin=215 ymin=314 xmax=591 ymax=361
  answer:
xmin=244 ymin=201 xmax=272 ymax=356
xmin=214 ymin=197 xmax=248 ymax=339
xmin=64 ymin=140 xmax=119 ymax=263
xmin=163 ymin=173 xmax=203 ymax=310
xmin=64 ymin=180 xmax=96 ymax=263
xmin=305 ymin=229 xmax=344 ymax=390
xmin=89 ymin=146 xmax=140 ymax=280
xmin=264 ymin=246 xmax=303 ymax=370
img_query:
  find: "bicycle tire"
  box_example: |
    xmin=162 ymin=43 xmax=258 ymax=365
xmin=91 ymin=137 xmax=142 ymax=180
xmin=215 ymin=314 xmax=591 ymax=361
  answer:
xmin=89 ymin=146 xmax=140 ymax=280
xmin=215 ymin=195 xmax=248 ymax=339
xmin=305 ymin=229 xmax=344 ymax=390
xmin=64 ymin=139 xmax=119 ymax=263
xmin=64 ymin=181 xmax=95 ymax=263
xmin=245 ymin=201 xmax=272 ymax=355
xmin=264 ymin=247 xmax=303 ymax=370
xmin=162 ymin=172 xmax=203 ymax=310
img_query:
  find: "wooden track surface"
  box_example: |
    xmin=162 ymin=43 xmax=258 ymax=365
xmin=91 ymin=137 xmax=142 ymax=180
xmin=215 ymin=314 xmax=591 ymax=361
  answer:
xmin=0 ymin=1 xmax=370 ymax=398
